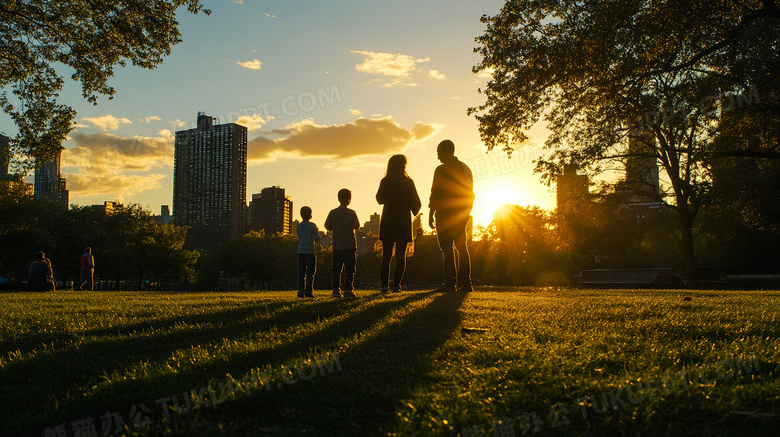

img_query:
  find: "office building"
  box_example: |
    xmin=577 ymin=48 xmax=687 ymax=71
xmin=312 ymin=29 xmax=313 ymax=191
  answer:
xmin=34 ymin=150 xmax=69 ymax=207
xmin=248 ymin=186 xmax=293 ymax=236
xmin=155 ymin=205 xmax=173 ymax=224
xmin=555 ymin=164 xmax=589 ymax=215
xmin=363 ymin=212 xmax=381 ymax=236
xmin=412 ymin=213 xmax=423 ymax=240
xmin=174 ymin=112 xmax=247 ymax=249
xmin=624 ymin=135 xmax=660 ymax=202
xmin=0 ymin=133 xmax=9 ymax=177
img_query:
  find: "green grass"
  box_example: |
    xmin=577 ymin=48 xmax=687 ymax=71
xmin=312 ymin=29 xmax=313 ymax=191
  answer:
xmin=1 ymin=288 xmax=779 ymax=436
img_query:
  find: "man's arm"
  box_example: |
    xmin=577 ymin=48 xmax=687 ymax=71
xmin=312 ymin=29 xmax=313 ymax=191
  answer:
xmin=324 ymin=211 xmax=333 ymax=231
xmin=429 ymin=167 xmax=441 ymax=229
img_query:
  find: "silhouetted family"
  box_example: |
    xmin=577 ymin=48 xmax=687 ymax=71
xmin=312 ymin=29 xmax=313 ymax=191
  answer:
xmin=24 ymin=139 xmax=474 ymax=296
xmin=296 ymin=139 xmax=475 ymax=297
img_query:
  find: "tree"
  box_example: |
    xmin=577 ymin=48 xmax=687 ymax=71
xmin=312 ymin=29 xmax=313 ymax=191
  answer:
xmin=0 ymin=0 xmax=209 ymax=171
xmin=197 ymin=232 xmax=299 ymax=290
xmin=469 ymin=0 xmax=779 ymax=285
xmin=470 ymin=205 xmax=560 ymax=286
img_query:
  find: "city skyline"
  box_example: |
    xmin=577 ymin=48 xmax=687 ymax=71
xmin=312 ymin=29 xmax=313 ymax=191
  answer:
xmin=0 ymin=0 xmax=556 ymax=229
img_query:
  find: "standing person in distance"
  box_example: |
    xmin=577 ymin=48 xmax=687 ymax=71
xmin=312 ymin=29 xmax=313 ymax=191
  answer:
xmin=428 ymin=139 xmax=475 ymax=293
xmin=324 ymin=189 xmax=361 ymax=298
xmin=78 ymin=247 xmax=95 ymax=291
xmin=296 ymin=206 xmax=320 ymax=298
xmin=376 ymin=154 xmax=422 ymax=293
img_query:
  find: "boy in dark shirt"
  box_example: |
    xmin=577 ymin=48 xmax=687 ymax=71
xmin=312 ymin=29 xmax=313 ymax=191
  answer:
xmin=324 ymin=189 xmax=360 ymax=298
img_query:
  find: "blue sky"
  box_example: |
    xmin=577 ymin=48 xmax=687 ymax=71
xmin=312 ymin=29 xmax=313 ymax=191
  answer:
xmin=7 ymin=0 xmax=556 ymax=229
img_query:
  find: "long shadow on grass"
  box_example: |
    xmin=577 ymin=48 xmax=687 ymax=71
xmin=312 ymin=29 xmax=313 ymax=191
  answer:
xmin=0 ymin=298 xmax=300 ymax=358
xmin=166 ymin=290 xmax=471 ymax=436
xmin=1 ymin=292 xmax=436 ymax=437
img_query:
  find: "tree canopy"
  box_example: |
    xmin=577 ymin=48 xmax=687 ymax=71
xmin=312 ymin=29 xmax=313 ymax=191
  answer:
xmin=0 ymin=0 xmax=209 ymax=171
xmin=469 ymin=0 xmax=780 ymax=284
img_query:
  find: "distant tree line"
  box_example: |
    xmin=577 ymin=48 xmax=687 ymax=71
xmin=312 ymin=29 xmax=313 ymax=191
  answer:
xmin=201 ymin=188 xmax=779 ymax=290
xmin=2 ymin=172 xmax=778 ymax=291
xmin=0 ymin=185 xmax=199 ymax=289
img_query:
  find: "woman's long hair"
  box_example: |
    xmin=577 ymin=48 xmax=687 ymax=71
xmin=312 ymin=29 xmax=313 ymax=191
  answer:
xmin=385 ymin=154 xmax=408 ymax=178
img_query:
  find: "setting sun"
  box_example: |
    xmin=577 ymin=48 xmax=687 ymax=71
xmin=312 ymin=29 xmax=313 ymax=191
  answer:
xmin=472 ymin=178 xmax=530 ymax=227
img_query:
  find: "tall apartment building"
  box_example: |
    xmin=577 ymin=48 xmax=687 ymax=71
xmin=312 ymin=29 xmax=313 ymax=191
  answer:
xmin=173 ymin=112 xmax=247 ymax=249
xmin=555 ymin=163 xmax=589 ymax=215
xmin=363 ymin=212 xmax=381 ymax=235
xmin=0 ymin=133 xmax=9 ymax=177
xmin=34 ymin=150 xmax=69 ymax=207
xmin=248 ymin=186 xmax=293 ymax=236
xmin=625 ymin=135 xmax=660 ymax=201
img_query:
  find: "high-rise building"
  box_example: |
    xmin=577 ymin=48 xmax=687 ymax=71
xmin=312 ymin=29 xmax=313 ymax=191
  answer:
xmin=34 ymin=150 xmax=69 ymax=207
xmin=363 ymin=212 xmax=380 ymax=235
xmin=248 ymin=186 xmax=293 ymax=236
xmin=556 ymin=164 xmax=589 ymax=215
xmin=174 ymin=112 xmax=247 ymax=249
xmin=620 ymin=135 xmax=663 ymax=218
xmin=0 ymin=133 xmax=9 ymax=177
xmin=412 ymin=213 xmax=423 ymax=239
xmin=155 ymin=205 xmax=173 ymax=224
xmin=624 ymin=135 xmax=660 ymax=202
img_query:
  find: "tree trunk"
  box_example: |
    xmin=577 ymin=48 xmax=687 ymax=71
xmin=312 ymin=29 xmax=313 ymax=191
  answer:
xmin=678 ymin=209 xmax=700 ymax=287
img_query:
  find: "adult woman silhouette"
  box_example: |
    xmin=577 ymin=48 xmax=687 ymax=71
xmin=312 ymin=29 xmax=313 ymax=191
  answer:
xmin=376 ymin=154 xmax=422 ymax=293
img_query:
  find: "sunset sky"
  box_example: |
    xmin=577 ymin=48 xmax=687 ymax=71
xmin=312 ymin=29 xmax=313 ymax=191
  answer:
xmin=7 ymin=0 xmax=556 ymax=229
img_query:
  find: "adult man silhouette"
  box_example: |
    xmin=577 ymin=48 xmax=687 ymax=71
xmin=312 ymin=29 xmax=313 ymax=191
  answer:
xmin=428 ymin=139 xmax=474 ymax=292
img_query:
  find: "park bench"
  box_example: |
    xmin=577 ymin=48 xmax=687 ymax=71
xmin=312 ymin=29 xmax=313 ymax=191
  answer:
xmin=579 ymin=268 xmax=682 ymax=288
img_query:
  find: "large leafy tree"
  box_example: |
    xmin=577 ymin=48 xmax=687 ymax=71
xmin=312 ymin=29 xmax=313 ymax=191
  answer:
xmin=0 ymin=0 xmax=209 ymax=171
xmin=469 ymin=0 xmax=779 ymax=284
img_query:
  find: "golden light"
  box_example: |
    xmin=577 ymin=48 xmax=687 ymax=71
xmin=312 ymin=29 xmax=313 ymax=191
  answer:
xmin=472 ymin=178 xmax=529 ymax=227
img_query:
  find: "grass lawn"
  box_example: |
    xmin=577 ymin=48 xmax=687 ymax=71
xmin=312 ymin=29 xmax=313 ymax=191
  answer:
xmin=1 ymin=288 xmax=779 ymax=436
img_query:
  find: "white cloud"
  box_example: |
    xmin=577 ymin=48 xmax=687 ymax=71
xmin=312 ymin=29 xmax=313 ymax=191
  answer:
xmin=171 ymin=119 xmax=188 ymax=128
xmin=350 ymin=109 xmax=361 ymax=116
xmin=237 ymin=59 xmax=263 ymax=70
xmin=264 ymin=12 xmax=276 ymax=18
xmin=143 ymin=116 xmax=161 ymax=123
xmin=428 ymin=69 xmax=446 ymax=80
xmin=476 ymin=67 xmax=495 ymax=80
xmin=381 ymin=79 xmax=419 ymax=88
xmin=351 ymin=50 xmax=446 ymax=87
xmin=81 ymin=115 xmax=132 ymax=131
xmin=235 ymin=114 xmax=266 ymax=131
xmin=351 ymin=50 xmax=428 ymax=78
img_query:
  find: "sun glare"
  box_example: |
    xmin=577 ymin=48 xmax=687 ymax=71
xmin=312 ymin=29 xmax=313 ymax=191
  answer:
xmin=472 ymin=179 xmax=529 ymax=227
